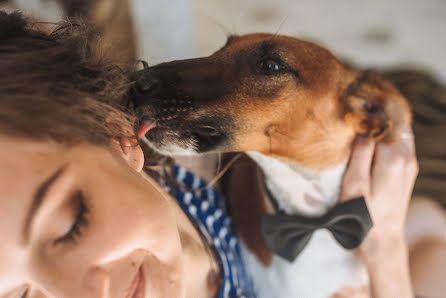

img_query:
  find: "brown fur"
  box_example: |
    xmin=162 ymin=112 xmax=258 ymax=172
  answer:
xmin=133 ymin=33 xmax=411 ymax=169
xmin=222 ymin=35 xmax=410 ymax=169
xmin=222 ymin=154 xmax=275 ymax=265
xmin=132 ymin=33 xmax=412 ymax=264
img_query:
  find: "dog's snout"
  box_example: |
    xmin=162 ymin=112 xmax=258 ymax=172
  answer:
xmin=131 ymin=71 xmax=163 ymax=108
xmin=134 ymin=76 xmax=161 ymax=95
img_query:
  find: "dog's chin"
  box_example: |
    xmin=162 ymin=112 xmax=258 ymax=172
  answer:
xmin=141 ymin=128 xmax=199 ymax=156
xmin=142 ymin=138 xmax=199 ymax=156
xmin=141 ymin=126 xmax=229 ymax=156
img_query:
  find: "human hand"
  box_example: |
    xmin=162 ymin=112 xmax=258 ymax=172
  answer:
xmin=340 ymin=128 xmax=418 ymax=258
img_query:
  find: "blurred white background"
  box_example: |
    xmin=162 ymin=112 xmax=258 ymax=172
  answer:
xmin=131 ymin=0 xmax=446 ymax=82
xmin=3 ymin=0 xmax=445 ymax=80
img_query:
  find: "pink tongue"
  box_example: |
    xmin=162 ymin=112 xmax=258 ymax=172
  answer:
xmin=138 ymin=123 xmax=156 ymax=139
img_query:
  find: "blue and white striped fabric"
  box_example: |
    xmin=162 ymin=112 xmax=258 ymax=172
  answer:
xmin=162 ymin=165 xmax=256 ymax=298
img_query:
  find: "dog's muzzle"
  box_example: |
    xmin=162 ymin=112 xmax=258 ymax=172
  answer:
xmin=130 ymin=70 xmax=162 ymax=109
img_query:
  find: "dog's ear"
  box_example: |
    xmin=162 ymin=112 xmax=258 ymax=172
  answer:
xmin=342 ymin=71 xmax=411 ymax=142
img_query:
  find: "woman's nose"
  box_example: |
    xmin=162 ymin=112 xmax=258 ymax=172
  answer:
xmin=84 ymin=267 xmax=109 ymax=298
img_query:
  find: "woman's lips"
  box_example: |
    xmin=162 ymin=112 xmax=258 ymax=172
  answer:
xmin=126 ymin=267 xmax=146 ymax=298
xmin=138 ymin=123 xmax=156 ymax=139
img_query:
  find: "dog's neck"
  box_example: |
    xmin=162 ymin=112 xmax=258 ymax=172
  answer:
xmin=247 ymin=151 xmax=348 ymax=217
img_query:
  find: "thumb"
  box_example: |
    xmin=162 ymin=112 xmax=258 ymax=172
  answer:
xmin=340 ymin=137 xmax=375 ymax=202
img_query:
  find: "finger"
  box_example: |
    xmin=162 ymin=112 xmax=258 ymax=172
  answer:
xmin=399 ymin=127 xmax=419 ymax=203
xmin=371 ymin=141 xmax=404 ymax=190
xmin=340 ymin=137 xmax=375 ymax=201
xmin=386 ymin=126 xmax=416 ymax=164
xmin=371 ymin=137 xmax=415 ymax=204
xmin=399 ymin=126 xmax=416 ymax=156
xmin=372 ymin=126 xmax=416 ymax=180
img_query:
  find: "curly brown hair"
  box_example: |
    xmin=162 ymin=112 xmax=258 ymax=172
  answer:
xmin=0 ymin=11 xmax=136 ymax=145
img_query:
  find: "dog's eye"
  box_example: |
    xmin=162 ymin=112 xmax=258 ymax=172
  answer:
xmin=259 ymin=59 xmax=283 ymax=73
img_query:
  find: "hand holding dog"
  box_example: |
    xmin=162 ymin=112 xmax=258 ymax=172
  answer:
xmin=340 ymin=129 xmax=418 ymax=255
xmin=339 ymin=129 xmax=418 ymax=298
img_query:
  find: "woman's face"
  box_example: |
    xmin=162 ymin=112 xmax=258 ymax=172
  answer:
xmin=0 ymin=135 xmax=185 ymax=298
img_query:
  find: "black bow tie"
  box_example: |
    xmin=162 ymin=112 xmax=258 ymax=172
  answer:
xmin=260 ymin=197 xmax=373 ymax=262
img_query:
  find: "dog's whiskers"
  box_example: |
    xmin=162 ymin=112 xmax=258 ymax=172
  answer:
xmin=198 ymin=15 xmax=234 ymax=41
xmin=268 ymin=134 xmax=274 ymax=155
xmin=265 ymin=125 xmax=277 ymax=155
xmin=273 ymin=16 xmax=289 ymax=37
xmin=216 ymin=152 xmax=222 ymax=177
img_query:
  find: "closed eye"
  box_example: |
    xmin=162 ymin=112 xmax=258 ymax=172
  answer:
xmin=53 ymin=190 xmax=89 ymax=245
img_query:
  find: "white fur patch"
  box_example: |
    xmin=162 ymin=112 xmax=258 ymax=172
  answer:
xmin=247 ymin=151 xmax=347 ymax=217
xmin=241 ymin=231 xmax=369 ymax=298
xmin=141 ymin=135 xmax=198 ymax=156
xmin=245 ymin=151 xmax=369 ymax=297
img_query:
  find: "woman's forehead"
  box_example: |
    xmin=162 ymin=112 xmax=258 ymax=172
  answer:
xmin=0 ymin=136 xmax=67 ymax=191
xmin=0 ymin=138 xmax=63 ymax=239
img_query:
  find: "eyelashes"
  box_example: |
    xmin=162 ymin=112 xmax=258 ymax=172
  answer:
xmin=20 ymin=192 xmax=88 ymax=296
xmin=53 ymin=191 xmax=89 ymax=245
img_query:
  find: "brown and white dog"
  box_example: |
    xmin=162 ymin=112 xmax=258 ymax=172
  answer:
xmin=131 ymin=33 xmax=411 ymax=297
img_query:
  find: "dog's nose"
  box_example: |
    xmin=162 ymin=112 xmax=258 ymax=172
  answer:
xmin=134 ymin=76 xmax=160 ymax=95
xmin=131 ymin=73 xmax=162 ymax=108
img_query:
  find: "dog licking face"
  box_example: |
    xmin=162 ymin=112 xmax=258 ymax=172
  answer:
xmin=132 ymin=33 xmax=411 ymax=169
xmin=131 ymin=33 xmax=413 ymax=297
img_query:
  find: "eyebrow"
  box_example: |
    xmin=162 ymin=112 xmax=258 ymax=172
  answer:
xmin=22 ymin=165 xmax=67 ymax=245
xmin=259 ymin=40 xmax=278 ymax=53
